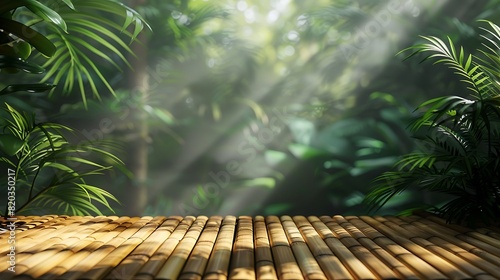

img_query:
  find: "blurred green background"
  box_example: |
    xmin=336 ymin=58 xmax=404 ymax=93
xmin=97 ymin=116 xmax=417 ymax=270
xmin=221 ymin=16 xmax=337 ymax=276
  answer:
xmin=2 ymin=0 xmax=499 ymax=217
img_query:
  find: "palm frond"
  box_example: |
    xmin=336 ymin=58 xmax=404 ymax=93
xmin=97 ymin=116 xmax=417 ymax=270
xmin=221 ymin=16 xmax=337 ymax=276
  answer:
xmin=364 ymin=171 xmax=416 ymax=212
xmin=476 ymin=20 xmax=500 ymax=93
xmin=409 ymin=96 xmax=475 ymax=131
xmin=399 ymin=35 xmax=492 ymax=97
xmin=0 ymin=102 xmax=122 ymax=216
xmin=367 ymin=21 xmax=500 ymax=225
xmin=34 ymin=0 xmax=148 ymax=106
xmin=26 ymin=182 xmax=118 ymax=215
xmin=0 ymin=17 xmax=56 ymax=57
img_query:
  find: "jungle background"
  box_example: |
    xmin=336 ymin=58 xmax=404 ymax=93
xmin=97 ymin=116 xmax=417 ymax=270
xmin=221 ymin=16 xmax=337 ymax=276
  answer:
xmin=1 ymin=0 xmax=499 ymax=217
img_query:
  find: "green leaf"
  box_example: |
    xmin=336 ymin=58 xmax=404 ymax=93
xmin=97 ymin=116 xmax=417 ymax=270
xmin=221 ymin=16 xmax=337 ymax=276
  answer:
xmin=288 ymin=143 xmax=329 ymax=159
xmin=0 ymin=18 xmax=56 ymax=57
xmin=60 ymin=0 xmax=75 ymax=10
xmin=70 ymin=0 xmax=150 ymax=38
xmin=0 ymin=55 xmax=45 ymax=73
xmin=43 ymin=161 xmax=76 ymax=174
xmin=238 ymin=177 xmax=276 ymax=189
xmin=24 ymin=0 xmax=68 ymax=32
xmin=0 ymin=83 xmax=55 ymax=95
xmin=0 ymin=134 xmax=25 ymax=156
xmin=265 ymin=150 xmax=288 ymax=166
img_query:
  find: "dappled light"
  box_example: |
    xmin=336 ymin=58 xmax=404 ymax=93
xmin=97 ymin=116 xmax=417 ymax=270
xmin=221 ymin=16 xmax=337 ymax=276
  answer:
xmin=1 ymin=0 xmax=499 ymax=225
xmin=2 ymin=1 xmax=500 ymax=279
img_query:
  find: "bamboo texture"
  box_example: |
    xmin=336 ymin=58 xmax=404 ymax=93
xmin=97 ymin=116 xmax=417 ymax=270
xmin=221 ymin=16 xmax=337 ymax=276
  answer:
xmin=1 ymin=214 xmax=499 ymax=280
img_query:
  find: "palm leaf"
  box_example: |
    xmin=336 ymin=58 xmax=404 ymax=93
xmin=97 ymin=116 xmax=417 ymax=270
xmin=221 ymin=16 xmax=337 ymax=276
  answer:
xmin=27 ymin=183 xmax=114 ymax=215
xmin=1 ymin=102 xmax=123 ymax=216
xmin=28 ymin=0 xmax=150 ymax=106
xmin=364 ymin=171 xmax=415 ymax=212
xmin=23 ymin=0 xmax=69 ymax=32
xmin=367 ymin=21 xmax=500 ymax=225
xmin=399 ymin=35 xmax=491 ymax=97
xmin=0 ymin=17 xmax=56 ymax=57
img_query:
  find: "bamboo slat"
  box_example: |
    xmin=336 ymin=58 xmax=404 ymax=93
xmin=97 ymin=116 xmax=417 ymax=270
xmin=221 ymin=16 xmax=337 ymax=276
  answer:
xmin=356 ymin=216 xmax=448 ymax=279
xmin=280 ymin=216 xmax=326 ymax=280
xmin=55 ymin=216 xmax=150 ymax=280
xmin=370 ymin=216 xmax=472 ymax=279
xmin=9 ymin=216 xmax=92 ymax=252
xmin=408 ymin=219 xmax=500 ymax=278
xmin=476 ymin=228 xmax=500 ymax=240
xmin=253 ymin=216 xmax=277 ymax=280
xmin=179 ymin=216 xmax=222 ymax=280
xmin=1 ymin=215 xmax=499 ymax=280
xmin=229 ymin=216 xmax=255 ymax=280
xmin=156 ymin=216 xmax=209 ymax=280
xmin=383 ymin=216 xmax=490 ymax=279
xmin=314 ymin=216 xmax=397 ymax=279
xmin=37 ymin=216 xmax=137 ymax=280
xmin=80 ymin=216 xmax=166 ymax=280
xmin=11 ymin=217 xmax=122 ymax=280
xmin=303 ymin=216 xmax=377 ymax=280
xmin=135 ymin=216 xmax=196 ymax=280
xmin=411 ymin=217 xmax=500 ymax=263
xmin=416 ymin=217 xmax=500 ymax=259
xmin=265 ymin=216 xmax=303 ymax=280
xmin=204 ymin=216 xmax=237 ymax=280
xmin=105 ymin=216 xmax=182 ymax=280
xmin=3 ymin=216 xmax=86 ymax=241
xmin=341 ymin=216 xmax=419 ymax=279
xmin=0 ymin=216 xmax=118 ymax=279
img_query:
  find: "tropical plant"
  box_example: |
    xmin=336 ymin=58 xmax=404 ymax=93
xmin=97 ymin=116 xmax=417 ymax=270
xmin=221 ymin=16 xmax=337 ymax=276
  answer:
xmin=0 ymin=103 xmax=124 ymax=216
xmin=0 ymin=0 xmax=148 ymax=104
xmin=0 ymin=0 xmax=148 ymax=216
xmin=365 ymin=20 xmax=500 ymax=226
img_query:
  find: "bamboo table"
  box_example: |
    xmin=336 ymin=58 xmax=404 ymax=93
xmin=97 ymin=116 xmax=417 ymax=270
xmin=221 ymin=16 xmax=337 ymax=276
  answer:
xmin=1 ymin=214 xmax=499 ymax=279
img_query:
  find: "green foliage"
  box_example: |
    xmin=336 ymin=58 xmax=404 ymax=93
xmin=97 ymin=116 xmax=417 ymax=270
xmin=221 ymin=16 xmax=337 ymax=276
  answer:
xmin=365 ymin=21 xmax=500 ymax=226
xmin=0 ymin=0 xmax=147 ymax=216
xmin=242 ymin=91 xmax=414 ymax=216
xmin=0 ymin=103 xmax=122 ymax=216
xmin=0 ymin=0 xmax=149 ymax=105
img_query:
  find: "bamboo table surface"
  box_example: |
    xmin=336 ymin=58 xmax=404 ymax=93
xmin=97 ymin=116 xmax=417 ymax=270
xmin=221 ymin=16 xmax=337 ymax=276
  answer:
xmin=1 ymin=215 xmax=499 ymax=279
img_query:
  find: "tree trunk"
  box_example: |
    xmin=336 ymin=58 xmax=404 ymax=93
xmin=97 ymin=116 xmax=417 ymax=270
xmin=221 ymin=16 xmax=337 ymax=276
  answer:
xmin=124 ymin=0 xmax=149 ymax=216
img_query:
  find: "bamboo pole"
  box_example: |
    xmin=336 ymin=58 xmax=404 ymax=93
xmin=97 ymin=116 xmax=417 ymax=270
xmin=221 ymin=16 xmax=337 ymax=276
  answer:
xmin=408 ymin=219 xmax=500 ymax=278
xmin=105 ymin=216 xmax=182 ymax=280
xmin=3 ymin=215 xmax=500 ymax=280
xmin=280 ymin=216 xmax=326 ymax=280
xmin=204 ymin=216 xmax=237 ymax=280
xmin=352 ymin=216 xmax=446 ymax=279
xmin=156 ymin=216 xmax=209 ymax=280
xmin=0 ymin=216 xmax=127 ymax=279
xmin=336 ymin=216 xmax=418 ymax=279
xmin=253 ymin=216 xmax=277 ymax=280
xmin=92 ymin=216 xmax=170 ymax=280
xmin=35 ymin=217 xmax=137 ymax=279
xmin=179 ymin=216 xmax=223 ymax=280
xmin=368 ymin=216 xmax=471 ymax=279
xmin=265 ymin=216 xmax=303 ymax=280
xmin=297 ymin=216 xmax=377 ymax=280
xmin=136 ymin=216 xmax=196 ymax=280
xmin=382 ymin=216 xmax=489 ymax=279
xmin=229 ymin=216 xmax=255 ymax=280
xmin=413 ymin=217 xmax=500 ymax=259
xmin=311 ymin=215 xmax=397 ymax=279
xmin=55 ymin=217 xmax=151 ymax=280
